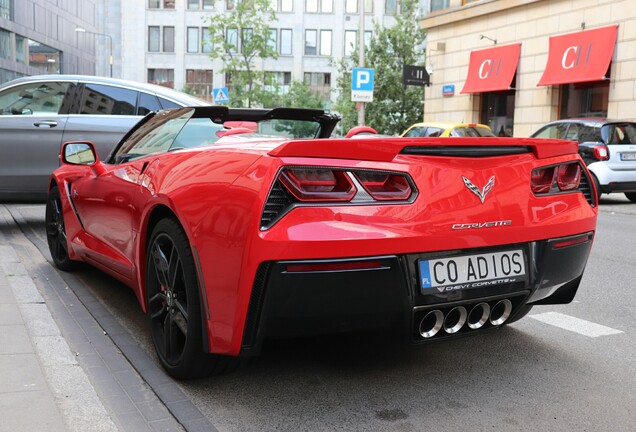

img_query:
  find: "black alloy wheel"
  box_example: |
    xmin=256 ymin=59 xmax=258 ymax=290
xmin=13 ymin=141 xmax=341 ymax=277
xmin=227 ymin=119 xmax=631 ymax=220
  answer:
xmin=146 ymin=217 xmax=218 ymax=379
xmin=591 ymin=174 xmax=602 ymax=202
xmin=45 ymin=186 xmax=75 ymax=271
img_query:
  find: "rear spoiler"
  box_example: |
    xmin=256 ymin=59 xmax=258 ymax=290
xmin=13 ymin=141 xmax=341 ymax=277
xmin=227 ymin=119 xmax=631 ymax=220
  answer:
xmin=268 ymin=137 xmax=579 ymax=162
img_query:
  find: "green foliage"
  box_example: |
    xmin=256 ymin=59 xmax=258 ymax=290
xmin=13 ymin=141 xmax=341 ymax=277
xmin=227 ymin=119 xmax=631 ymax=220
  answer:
xmin=204 ymin=0 xmax=277 ymax=107
xmin=334 ymin=0 xmax=427 ymax=136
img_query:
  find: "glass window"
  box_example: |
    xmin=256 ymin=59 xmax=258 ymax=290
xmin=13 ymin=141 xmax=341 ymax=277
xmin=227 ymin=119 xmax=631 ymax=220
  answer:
xmin=280 ymin=29 xmax=292 ymax=55
xmin=320 ymin=30 xmax=331 ymax=56
xmin=15 ymin=36 xmax=26 ymax=64
xmin=187 ymin=0 xmax=199 ymax=9
xmin=226 ymin=0 xmax=235 ymax=10
xmin=148 ymin=0 xmax=160 ymax=8
xmin=281 ymin=0 xmax=292 ymax=11
xmin=322 ymin=0 xmax=333 ymax=12
xmin=0 ymin=0 xmax=10 ymax=19
xmin=202 ymin=28 xmax=213 ymax=53
xmin=27 ymin=40 xmax=61 ymax=72
xmin=0 ymin=82 xmax=70 ymax=116
xmin=533 ymin=124 xmax=569 ymax=140
xmin=365 ymin=30 xmax=372 ymax=48
xmin=241 ymin=28 xmax=253 ymax=53
xmin=306 ymin=0 xmax=318 ymax=12
xmin=385 ymin=0 xmax=397 ymax=14
xmin=0 ymin=29 xmax=9 ymax=60
xmin=226 ymin=28 xmax=238 ymax=53
xmin=344 ymin=30 xmax=356 ymax=56
xmin=203 ymin=0 xmax=214 ymax=9
xmin=148 ymin=26 xmax=160 ymax=52
xmin=158 ymin=98 xmax=180 ymax=109
xmin=171 ymin=117 xmax=224 ymax=150
xmin=79 ymin=84 xmax=137 ymax=116
xmin=137 ymin=92 xmax=163 ymax=116
xmin=267 ymin=29 xmax=277 ymax=52
xmin=114 ymin=110 xmax=194 ymax=163
xmin=186 ymin=69 xmax=214 ymax=100
xmin=345 ymin=0 xmax=357 ymax=13
xmin=431 ymin=0 xmax=450 ymax=12
xmin=148 ymin=68 xmax=175 ymax=88
xmin=560 ymin=81 xmax=609 ymax=119
xmin=163 ymin=26 xmax=175 ymax=52
xmin=187 ymin=27 xmax=199 ymax=53
xmin=404 ymin=127 xmax=426 ymax=137
xmin=163 ymin=0 xmax=175 ymax=8
xmin=305 ymin=30 xmax=317 ymax=55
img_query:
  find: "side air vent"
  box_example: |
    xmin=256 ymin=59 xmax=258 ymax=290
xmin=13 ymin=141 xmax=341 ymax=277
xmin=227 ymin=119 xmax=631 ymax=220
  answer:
xmin=400 ymin=146 xmax=532 ymax=157
xmin=260 ymin=180 xmax=294 ymax=229
xmin=578 ymin=169 xmax=596 ymax=207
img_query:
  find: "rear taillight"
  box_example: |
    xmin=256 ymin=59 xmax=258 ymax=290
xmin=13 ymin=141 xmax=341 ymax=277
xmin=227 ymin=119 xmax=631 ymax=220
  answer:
xmin=593 ymin=145 xmax=609 ymax=161
xmin=278 ymin=168 xmax=356 ymax=202
xmin=354 ymin=172 xmax=412 ymax=201
xmin=531 ymin=163 xmax=583 ymax=195
xmin=531 ymin=167 xmax=557 ymax=194
xmin=557 ymin=163 xmax=581 ymax=191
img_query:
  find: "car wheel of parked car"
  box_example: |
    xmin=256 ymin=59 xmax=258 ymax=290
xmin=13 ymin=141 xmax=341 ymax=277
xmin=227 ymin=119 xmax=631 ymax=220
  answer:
xmin=625 ymin=192 xmax=636 ymax=203
xmin=504 ymin=304 xmax=534 ymax=325
xmin=45 ymin=186 xmax=76 ymax=271
xmin=146 ymin=217 xmax=236 ymax=379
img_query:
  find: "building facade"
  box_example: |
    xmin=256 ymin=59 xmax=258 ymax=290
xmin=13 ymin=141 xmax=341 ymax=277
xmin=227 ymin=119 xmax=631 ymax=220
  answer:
xmin=420 ymin=0 xmax=636 ymax=137
xmin=0 ymin=0 xmax=98 ymax=84
xmin=112 ymin=0 xmax=403 ymax=106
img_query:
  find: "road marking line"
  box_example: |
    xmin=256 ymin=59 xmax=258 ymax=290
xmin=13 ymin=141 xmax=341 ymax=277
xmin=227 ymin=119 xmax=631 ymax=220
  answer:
xmin=529 ymin=312 xmax=623 ymax=338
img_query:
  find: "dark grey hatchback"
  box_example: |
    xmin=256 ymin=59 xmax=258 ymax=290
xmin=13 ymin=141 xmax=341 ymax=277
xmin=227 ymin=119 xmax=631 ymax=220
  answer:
xmin=531 ymin=118 xmax=636 ymax=202
xmin=0 ymin=75 xmax=208 ymax=202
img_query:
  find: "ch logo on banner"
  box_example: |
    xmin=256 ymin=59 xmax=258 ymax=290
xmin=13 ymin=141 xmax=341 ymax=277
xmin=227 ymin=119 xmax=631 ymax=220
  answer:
xmin=561 ymin=44 xmax=592 ymax=69
xmin=478 ymin=59 xmax=501 ymax=79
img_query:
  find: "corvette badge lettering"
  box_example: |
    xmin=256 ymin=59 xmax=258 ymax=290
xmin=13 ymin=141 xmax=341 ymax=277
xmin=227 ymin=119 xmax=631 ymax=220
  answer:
xmin=452 ymin=220 xmax=512 ymax=230
xmin=463 ymin=175 xmax=495 ymax=204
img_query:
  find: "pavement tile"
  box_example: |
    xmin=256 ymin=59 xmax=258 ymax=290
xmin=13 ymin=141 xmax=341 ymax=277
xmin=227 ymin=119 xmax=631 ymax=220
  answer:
xmin=153 ymin=383 xmax=188 ymax=404
xmin=148 ymin=418 xmax=185 ymax=432
xmin=136 ymin=400 xmax=173 ymax=422
xmin=167 ymin=400 xmax=207 ymax=423
xmin=180 ymin=417 xmax=219 ymax=432
xmin=0 ymin=390 xmax=68 ymax=432
xmin=0 ymin=325 xmax=34 ymax=354
xmin=116 ymin=412 xmax=154 ymax=432
xmin=122 ymin=382 xmax=157 ymax=404
xmin=0 ymin=353 xmax=48 ymax=393
xmin=19 ymin=303 xmax=62 ymax=337
xmin=0 ymin=304 xmax=23 ymax=326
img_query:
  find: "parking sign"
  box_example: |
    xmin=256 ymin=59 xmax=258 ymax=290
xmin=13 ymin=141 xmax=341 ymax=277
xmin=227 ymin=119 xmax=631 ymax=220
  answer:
xmin=351 ymin=68 xmax=374 ymax=102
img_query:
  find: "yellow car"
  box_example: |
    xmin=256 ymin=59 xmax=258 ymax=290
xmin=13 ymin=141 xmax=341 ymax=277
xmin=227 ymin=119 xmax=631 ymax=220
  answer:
xmin=401 ymin=122 xmax=495 ymax=138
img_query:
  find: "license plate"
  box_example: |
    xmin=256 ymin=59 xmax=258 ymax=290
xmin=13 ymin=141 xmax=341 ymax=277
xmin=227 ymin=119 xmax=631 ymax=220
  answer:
xmin=620 ymin=152 xmax=636 ymax=161
xmin=419 ymin=250 xmax=526 ymax=293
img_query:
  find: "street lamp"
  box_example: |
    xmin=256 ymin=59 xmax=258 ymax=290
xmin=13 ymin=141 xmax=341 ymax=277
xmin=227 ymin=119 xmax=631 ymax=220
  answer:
xmin=75 ymin=27 xmax=113 ymax=77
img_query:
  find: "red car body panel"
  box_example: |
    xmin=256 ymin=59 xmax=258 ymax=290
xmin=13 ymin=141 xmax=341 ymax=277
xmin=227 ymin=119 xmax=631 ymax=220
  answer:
xmin=51 ymin=130 xmax=597 ymax=356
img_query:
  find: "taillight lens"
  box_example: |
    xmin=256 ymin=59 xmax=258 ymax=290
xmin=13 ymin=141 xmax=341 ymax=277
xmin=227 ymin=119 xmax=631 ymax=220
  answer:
xmin=278 ymin=168 xmax=356 ymax=202
xmin=593 ymin=145 xmax=609 ymax=161
xmin=531 ymin=163 xmax=583 ymax=194
xmin=557 ymin=163 xmax=581 ymax=191
xmin=354 ymin=172 xmax=412 ymax=200
xmin=531 ymin=166 xmax=557 ymax=194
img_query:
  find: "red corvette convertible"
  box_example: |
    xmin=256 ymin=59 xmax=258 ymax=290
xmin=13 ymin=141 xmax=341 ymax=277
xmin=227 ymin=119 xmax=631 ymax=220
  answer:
xmin=46 ymin=107 xmax=598 ymax=379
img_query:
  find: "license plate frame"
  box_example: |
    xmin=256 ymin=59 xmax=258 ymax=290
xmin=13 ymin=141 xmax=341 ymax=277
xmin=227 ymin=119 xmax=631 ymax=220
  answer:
xmin=419 ymin=249 xmax=526 ymax=294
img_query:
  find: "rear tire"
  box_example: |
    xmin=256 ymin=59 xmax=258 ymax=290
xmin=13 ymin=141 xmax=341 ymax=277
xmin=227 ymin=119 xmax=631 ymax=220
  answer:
xmin=625 ymin=192 xmax=636 ymax=203
xmin=45 ymin=186 xmax=76 ymax=271
xmin=145 ymin=217 xmax=240 ymax=379
xmin=504 ymin=304 xmax=534 ymax=325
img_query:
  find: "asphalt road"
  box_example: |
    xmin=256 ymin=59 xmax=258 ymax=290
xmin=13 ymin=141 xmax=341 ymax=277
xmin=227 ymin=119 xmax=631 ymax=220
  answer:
xmin=10 ymin=193 xmax=636 ymax=432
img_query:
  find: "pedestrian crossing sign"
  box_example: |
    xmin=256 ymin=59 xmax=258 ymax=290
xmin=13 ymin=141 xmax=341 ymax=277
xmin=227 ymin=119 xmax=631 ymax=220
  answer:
xmin=213 ymin=87 xmax=230 ymax=103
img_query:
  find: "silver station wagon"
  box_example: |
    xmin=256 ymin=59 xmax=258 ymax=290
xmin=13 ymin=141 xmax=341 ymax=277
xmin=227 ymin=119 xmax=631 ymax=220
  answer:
xmin=0 ymin=75 xmax=208 ymax=201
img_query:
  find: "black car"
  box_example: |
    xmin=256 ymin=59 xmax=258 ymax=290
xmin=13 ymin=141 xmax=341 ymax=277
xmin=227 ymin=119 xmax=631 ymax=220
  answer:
xmin=531 ymin=119 xmax=636 ymax=202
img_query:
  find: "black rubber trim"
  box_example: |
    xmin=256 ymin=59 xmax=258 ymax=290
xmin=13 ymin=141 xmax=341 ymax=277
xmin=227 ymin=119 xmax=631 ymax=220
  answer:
xmin=400 ymin=146 xmax=532 ymax=157
xmin=241 ymin=262 xmax=271 ymax=351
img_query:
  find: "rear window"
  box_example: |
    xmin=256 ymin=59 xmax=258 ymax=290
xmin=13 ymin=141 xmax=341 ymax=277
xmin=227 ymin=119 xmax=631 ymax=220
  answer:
xmin=257 ymin=118 xmax=321 ymax=139
xmin=602 ymin=123 xmax=636 ymax=145
xmin=451 ymin=126 xmax=495 ymax=137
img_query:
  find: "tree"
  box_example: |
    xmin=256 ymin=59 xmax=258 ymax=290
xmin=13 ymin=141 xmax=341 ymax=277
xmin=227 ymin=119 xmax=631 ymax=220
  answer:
xmin=334 ymin=0 xmax=426 ymax=136
xmin=204 ymin=0 xmax=277 ymax=107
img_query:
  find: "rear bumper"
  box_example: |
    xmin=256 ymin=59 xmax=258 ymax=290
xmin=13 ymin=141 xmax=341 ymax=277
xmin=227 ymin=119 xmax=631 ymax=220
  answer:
xmin=240 ymin=232 xmax=594 ymax=355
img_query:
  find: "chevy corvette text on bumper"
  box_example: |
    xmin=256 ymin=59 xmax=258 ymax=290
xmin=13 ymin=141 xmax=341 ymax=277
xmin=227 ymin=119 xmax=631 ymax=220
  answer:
xmin=241 ymin=232 xmax=594 ymax=354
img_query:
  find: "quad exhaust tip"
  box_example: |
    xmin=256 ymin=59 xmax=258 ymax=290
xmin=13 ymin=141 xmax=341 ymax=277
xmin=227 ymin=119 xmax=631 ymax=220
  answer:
xmin=489 ymin=299 xmax=513 ymax=326
xmin=416 ymin=298 xmax=516 ymax=339
xmin=419 ymin=310 xmax=444 ymax=338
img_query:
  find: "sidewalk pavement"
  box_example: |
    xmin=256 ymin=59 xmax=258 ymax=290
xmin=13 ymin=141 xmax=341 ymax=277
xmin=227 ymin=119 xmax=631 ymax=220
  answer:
xmin=0 ymin=205 xmax=118 ymax=432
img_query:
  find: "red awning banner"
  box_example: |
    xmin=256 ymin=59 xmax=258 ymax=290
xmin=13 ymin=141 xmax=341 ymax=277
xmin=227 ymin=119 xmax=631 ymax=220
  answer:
xmin=460 ymin=43 xmax=521 ymax=94
xmin=537 ymin=25 xmax=618 ymax=86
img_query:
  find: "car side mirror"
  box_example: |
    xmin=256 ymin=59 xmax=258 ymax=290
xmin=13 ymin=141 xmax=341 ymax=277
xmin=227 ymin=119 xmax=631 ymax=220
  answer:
xmin=61 ymin=141 xmax=107 ymax=175
xmin=62 ymin=141 xmax=97 ymax=165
